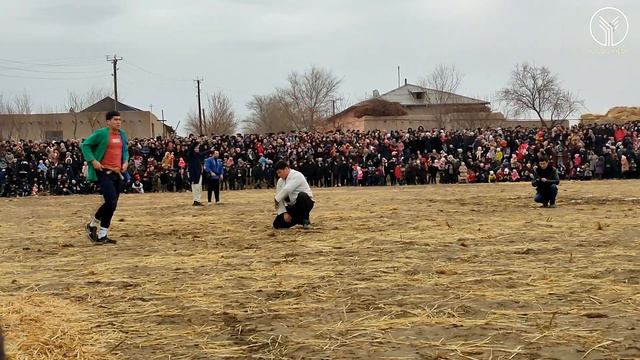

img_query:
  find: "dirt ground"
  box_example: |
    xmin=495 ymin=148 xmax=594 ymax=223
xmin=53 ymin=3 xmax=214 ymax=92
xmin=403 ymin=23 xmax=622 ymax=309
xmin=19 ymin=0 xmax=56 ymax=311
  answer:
xmin=1 ymin=181 xmax=639 ymax=360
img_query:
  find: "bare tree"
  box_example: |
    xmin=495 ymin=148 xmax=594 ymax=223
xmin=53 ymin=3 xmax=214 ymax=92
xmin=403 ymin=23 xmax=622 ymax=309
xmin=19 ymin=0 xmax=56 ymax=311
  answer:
xmin=0 ymin=91 xmax=33 ymax=139
xmin=276 ymin=66 xmax=341 ymax=131
xmin=325 ymin=96 xmax=352 ymax=130
xmin=243 ymin=94 xmax=294 ymax=134
xmin=185 ymin=91 xmax=237 ymax=135
xmin=66 ymin=87 xmax=110 ymax=138
xmin=0 ymin=94 xmax=10 ymax=139
xmin=84 ymin=112 xmax=103 ymax=133
xmin=420 ymin=63 xmax=463 ymax=104
xmin=13 ymin=91 xmax=32 ymax=114
xmin=183 ymin=109 xmax=200 ymax=136
xmin=498 ymin=63 xmax=583 ymax=129
xmin=419 ymin=64 xmax=464 ymax=127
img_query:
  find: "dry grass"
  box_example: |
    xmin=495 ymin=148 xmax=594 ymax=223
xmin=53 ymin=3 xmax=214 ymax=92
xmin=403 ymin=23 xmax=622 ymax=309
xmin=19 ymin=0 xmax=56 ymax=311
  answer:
xmin=1 ymin=181 xmax=639 ymax=359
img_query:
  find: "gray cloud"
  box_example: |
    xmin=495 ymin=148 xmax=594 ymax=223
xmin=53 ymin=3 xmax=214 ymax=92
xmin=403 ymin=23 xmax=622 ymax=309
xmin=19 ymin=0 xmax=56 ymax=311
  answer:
xmin=27 ymin=0 xmax=127 ymax=26
xmin=0 ymin=0 xmax=638 ymax=131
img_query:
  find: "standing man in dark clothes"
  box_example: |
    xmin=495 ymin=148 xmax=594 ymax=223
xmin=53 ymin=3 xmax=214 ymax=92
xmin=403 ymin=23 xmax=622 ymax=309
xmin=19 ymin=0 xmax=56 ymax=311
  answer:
xmin=0 ymin=328 xmax=4 ymax=360
xmin=188 ymin=139 xmax=204 ymax=206
xmin=204 ymin=150 xmax=224 ymax=205
xmin=82 ymin=111 xmax=129 ymax=245
xmin=331 ymin=159 xmax=340 ymax=187
xmin=428 ymin=159 xmax=438 ymax=184
xmin=227 ymin=164 xmax=237 ymax=190
xmin=339 ymin=159 xmax=350 ymax=187
xmin=253 ymin=163 xmax=264 ymax=189
xmin=273 ymin=161 xmax=315 ymax=229
xmin=532 ymin=156 xmax=560 ymax=208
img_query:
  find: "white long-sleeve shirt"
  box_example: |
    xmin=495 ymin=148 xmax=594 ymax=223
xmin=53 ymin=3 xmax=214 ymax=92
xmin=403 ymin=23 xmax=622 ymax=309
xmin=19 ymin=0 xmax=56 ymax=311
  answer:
xmin=274 ymin=169 xmax=313 ymax=215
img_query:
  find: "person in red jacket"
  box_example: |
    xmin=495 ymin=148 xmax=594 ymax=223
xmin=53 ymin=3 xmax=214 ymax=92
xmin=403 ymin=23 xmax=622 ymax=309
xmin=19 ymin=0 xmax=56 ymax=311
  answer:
xmin=394 ymin=164 xmax=402 ymax=185
xmin=614 ymin=126 xmax=626 ymax=143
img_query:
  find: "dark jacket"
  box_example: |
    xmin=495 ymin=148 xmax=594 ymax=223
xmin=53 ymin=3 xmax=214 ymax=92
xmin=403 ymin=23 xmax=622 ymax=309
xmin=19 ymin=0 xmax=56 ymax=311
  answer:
xmin=532 ymin=165 xmax=560 ymax=189
xmin=187 ymin=143 xmax=203 ymax=183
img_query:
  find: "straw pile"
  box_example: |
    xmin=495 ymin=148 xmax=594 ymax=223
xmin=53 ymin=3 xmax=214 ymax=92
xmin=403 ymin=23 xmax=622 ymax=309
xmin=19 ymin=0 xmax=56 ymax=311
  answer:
xmin=1 ymin=181 xmax=639 ymax=359
xmin=581 ymin=106 xmax=640 ymax=123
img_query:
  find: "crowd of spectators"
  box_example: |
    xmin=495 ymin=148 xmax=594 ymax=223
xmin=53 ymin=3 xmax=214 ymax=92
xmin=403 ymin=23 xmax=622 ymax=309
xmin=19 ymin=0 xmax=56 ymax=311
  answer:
xmin=1 ymin=121 xmax=639 ymax=197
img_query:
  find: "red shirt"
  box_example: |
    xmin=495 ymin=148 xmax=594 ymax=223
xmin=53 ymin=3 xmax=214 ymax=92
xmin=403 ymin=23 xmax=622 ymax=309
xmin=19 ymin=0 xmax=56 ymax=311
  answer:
xmin=102 ymin=131 xmax=123 ymax=170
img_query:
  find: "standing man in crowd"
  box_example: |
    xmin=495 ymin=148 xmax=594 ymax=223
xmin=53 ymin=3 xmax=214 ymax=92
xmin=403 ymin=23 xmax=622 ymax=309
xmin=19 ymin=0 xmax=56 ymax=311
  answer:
xmin=532 ymin=155 xmax=560 ymax=208
xmin=0 ymin=328 xmax=5 ymax=360
xmin=188 ymin=138 xmax=204 ymax=206
xmin=82 ymin=111 xmax=129 ymax=244
xmin=273 ymin=160 xmax=315 ymax=229
xmin=204 ymin=149 xmax=224 ymax=205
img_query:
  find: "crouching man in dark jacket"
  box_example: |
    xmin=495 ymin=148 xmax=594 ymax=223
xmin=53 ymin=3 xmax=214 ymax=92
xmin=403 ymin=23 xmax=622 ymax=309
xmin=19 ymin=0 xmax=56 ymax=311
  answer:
xmin=532 ymin=156 xmax=560 ymax=208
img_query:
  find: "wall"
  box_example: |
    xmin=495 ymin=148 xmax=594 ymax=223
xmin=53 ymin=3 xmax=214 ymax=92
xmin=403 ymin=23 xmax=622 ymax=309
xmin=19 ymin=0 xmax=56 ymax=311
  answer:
xmin=362 ymin=115 xmax=568 ymax=131
xmin=0 ymin=111 xmax=165 ymax=140
xmin=317 ymin=109 xmax=365 ymax=132
xmin=403 ymin=104 xmax=492 ymax=116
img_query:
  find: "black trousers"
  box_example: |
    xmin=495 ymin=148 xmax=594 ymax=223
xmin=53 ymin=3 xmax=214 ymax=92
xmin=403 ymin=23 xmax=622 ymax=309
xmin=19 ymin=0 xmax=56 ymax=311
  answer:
xmin=207 ymin=178 xmax=220 ymax=203
xmin=95 ymin=171 xmax=122 ymax=228
xmin=0 ymin=329 xmax=4 ymax=360
xmin=273 ymin=192 xmax=315 ymax=229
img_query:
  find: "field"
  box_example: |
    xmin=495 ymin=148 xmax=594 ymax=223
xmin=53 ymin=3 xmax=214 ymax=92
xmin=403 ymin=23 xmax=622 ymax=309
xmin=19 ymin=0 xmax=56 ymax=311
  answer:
xmin=1 ymin=181 xmax=639 ymax=360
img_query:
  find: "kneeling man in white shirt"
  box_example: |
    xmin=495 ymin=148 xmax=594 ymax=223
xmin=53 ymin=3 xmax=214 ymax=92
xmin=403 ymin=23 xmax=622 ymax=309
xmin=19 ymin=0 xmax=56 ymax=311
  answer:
xmin=273 ymin=161 xmax=315 ymax=229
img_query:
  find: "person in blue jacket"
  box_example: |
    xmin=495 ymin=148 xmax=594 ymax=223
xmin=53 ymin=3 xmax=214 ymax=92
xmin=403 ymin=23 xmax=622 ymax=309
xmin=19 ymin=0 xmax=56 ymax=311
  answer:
xmin=204 ymin=149 xmax=224 ymax=205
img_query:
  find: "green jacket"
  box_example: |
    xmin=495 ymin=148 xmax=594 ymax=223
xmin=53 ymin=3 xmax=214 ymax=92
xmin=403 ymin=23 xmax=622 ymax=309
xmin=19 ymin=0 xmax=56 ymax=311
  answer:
xmin=81 ymin=128 xmax=129 ymax=182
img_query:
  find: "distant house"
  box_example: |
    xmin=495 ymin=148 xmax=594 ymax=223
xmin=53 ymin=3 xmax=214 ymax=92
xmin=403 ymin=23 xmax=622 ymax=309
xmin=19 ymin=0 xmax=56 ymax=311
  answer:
xmin=320 ymin=82 xmax=513 ymax=131
xmin=379 ymin=82 xmax=490 ymax=109
xmin=80 ymin=97 xmax=145 ymax=113
xmin=0 ymin=97 xmax=174 ymax=141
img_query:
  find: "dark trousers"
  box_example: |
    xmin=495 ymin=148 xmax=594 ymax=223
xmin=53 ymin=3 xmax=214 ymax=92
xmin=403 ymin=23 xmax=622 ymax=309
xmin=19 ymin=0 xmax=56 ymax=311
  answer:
xmin=207 ymin=178 xmax=220 ymax=203
xmin=0 ymin=330 xmax=4 ymax=360
xmin=95 ymin=171 xmax=122 ymax=228
xmin=534 ymin=184 xmax=558 ymax=205
xmin=273 ymin=192 xmax=315 ymax=229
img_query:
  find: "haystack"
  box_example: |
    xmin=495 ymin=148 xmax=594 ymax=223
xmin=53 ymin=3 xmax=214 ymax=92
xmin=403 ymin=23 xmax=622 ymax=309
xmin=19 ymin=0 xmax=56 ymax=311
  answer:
xmin=581 ymin=106 xmax=640 ymax=123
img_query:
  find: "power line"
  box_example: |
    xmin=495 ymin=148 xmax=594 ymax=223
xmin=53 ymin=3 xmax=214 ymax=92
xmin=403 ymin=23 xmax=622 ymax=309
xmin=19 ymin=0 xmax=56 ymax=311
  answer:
xmin=0 ymin=56 xmax=104 ymax=67
xmin=123 ymin=61 xmax=191 ymax=82
xmin=0 ymin=64 xmax=104 ymax=75
xmin=0 ymin=72 xmax=109 ymax=80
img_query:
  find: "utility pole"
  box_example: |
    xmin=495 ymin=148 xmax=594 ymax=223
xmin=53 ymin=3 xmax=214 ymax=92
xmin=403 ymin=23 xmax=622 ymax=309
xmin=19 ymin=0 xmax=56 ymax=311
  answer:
xmin=202 ymin=108 xmax=206 ymax=131
xmin=195 ymin=78 xmax=203 ymax=135
xmin=106 ymin=54 xmax=123 ymax=110
xmin=161 ymin=109 xmax=166 ymax=138
xmin=397 ymin=65 xmax=401 ymax=88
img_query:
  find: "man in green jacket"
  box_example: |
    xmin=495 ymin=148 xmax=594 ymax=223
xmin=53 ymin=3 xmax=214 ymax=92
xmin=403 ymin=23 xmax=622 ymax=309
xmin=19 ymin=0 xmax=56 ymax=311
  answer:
xmin=81 ymin=111 xmax=129 ymax=244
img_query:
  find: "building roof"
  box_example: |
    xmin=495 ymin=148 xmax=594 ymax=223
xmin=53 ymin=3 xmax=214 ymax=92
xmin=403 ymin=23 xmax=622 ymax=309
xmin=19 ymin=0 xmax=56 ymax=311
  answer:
xmin=379 ymin=83 xmax=489 ymax=106
xmin=324 ymin=98 xmax=408 ymax=123
xmin=80 ymin=97 xmax=143 ymax=112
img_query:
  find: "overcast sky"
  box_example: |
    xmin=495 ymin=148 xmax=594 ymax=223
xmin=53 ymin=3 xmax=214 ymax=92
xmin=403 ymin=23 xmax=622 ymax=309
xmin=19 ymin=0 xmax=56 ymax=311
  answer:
xmin=1 ymin=0 xmax=637 ymax=132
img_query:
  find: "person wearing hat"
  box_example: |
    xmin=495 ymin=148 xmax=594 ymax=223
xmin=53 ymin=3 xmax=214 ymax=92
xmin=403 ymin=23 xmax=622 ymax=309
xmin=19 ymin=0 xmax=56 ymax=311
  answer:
xmin=532 ymin=155 xmax=560 ymax=208
xmin=204 ymin=149 xmax=224 ymax=205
